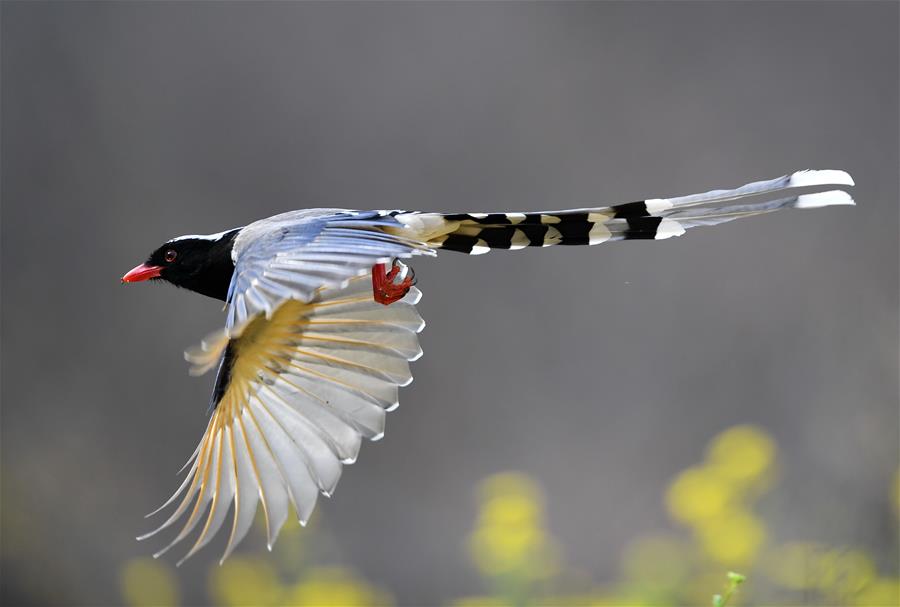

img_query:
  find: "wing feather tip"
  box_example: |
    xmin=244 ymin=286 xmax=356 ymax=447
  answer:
xmin=136 ymin=527 xmax=163 ymax=541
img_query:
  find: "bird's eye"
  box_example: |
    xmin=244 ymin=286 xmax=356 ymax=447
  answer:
xmin=164 ymin=249 xmax=177 ymax=263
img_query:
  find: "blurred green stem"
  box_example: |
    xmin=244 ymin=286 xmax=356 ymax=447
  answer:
xmin=712 ymin=571 xmax=746 ymax=607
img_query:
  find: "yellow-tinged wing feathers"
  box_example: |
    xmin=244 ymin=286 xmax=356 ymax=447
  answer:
xmin=139 ymin=273 xmax=424 ymax=563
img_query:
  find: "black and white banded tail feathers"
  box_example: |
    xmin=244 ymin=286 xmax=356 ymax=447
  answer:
xmin=396 ymin=170 xmax=854 ymax=255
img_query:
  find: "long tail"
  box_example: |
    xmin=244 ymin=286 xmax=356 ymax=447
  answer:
xmin=395 ymin=170 xmax=854 ymax=254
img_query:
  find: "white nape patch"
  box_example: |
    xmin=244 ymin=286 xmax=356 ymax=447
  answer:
xmin=506 ymin=213 xmax=527 ymax=224
xmin=794 ymin=190 xmax=856 ymax=209
xmin=509 ymin=228 xmax=530 ymax=250
xmin=655 ymin=218 xmax=686 ymax=240
xmin=588 ymin=223 xmax=612 ymax=244
xmin=789 ymin=169 xmax=855 ymax=188
xmin=644 ymin=198 xmax=673 ymax=214
xmin=470 ymin=239 xmax=491 ymax=255
xmin=168 ymin=228 xmax=238 ymax=244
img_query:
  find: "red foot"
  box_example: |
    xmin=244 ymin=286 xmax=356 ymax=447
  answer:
xmin=372 ymin=260 xmax=415 ymax=305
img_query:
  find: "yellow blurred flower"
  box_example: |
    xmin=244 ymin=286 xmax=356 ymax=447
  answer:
xmin=209 ymin=556 xmax=284 ymax=607
xmin=285 ymin=567 xmax=392 ymax=606
xmin=470 ymin=524 xmax=544 ymax=575
xmin=815 ymin=548 xmax=877 ymax=599
xmin=694 ymin=510 xmax=766 ymax=566
xmin=764 ymin=543 xmax=879 ymax=600
xmin=853 ymin=577 xmax=900 ymax=607
xmin=481 ymin=493 xmax=541 ymax=528
xmin=538 ymin=593 xmax=660 ymax=607
xmin=705 ymin=425 xmax=776 ymax=485
xmin=478 ymin=472 xmax=542 ymax=504
xmin=763 ymin=542 xmax=828 ymax=590
xmin=121 ymin=557 xmax=180 ymax=607
xmin=666 ymin=466 xmax=733 ymax=523
xmin=467 ymin=472 xmax=560 ymax=580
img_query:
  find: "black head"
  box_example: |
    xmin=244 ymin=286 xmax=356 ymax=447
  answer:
xmin=122 ymin=228 xmax=241 ymax=301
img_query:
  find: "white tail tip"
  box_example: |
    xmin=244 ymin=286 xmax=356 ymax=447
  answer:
xmin=789 ymin=169 xmax=855 ymax=188
xmin=794 ymin=190 xmax=856 ymax=209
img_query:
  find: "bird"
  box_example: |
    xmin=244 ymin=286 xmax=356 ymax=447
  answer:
xmin=122 ymin=169 xmax=854 ymax=564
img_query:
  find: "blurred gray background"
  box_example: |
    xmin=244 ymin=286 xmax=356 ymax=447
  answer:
xmin=2 ymin=2 xmax=897 ymax=606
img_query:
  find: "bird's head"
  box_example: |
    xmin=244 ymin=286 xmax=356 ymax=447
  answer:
xmin=122 ymin=229 xmax=241 ymax=301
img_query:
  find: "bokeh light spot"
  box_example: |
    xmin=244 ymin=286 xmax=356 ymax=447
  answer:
xmin=695 ymin=510 xmax=766 ymax=566
xmin=764 ymin=542 xmax=828 ymax=590
xmin=286 ymin=567 xmax=391 ymax=606
xmin=209 ymin=556 xmax=283 ymax=607
xmin=468 ymin=472 xmax=560 ymax=582
xmin=705 ymin=425 xmax=776 ymax=483
xmin=853 ymin=577 xmax=900 ymax=607
xmin=666 ymin=466 xmax=732 ymax=523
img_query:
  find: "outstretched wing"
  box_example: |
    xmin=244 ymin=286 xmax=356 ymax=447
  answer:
xmin=225 ymin=209 xmax=434 ymax=329
xmin=139 ymin=274 xmax=425 ymax=563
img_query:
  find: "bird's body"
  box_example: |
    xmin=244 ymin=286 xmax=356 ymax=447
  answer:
xmin=123 ymin=169 xmax=854 ymax=563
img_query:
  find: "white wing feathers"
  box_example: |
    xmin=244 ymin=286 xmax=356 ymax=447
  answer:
xmin=225 ymin=210 xmax=434 ymax=330
xmin=139 ymin=274 xmax=425 ymax=564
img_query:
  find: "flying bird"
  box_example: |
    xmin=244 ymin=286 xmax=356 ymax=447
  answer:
xmin=123 ymin=169 xmax=854 ymax=564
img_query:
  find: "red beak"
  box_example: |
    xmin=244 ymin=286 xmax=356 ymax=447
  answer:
xmin=121 ymin=263 xmax=163 ymax=283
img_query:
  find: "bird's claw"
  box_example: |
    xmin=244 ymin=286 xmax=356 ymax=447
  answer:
xmin=372 ymin=260 xmax=415 ymax=305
